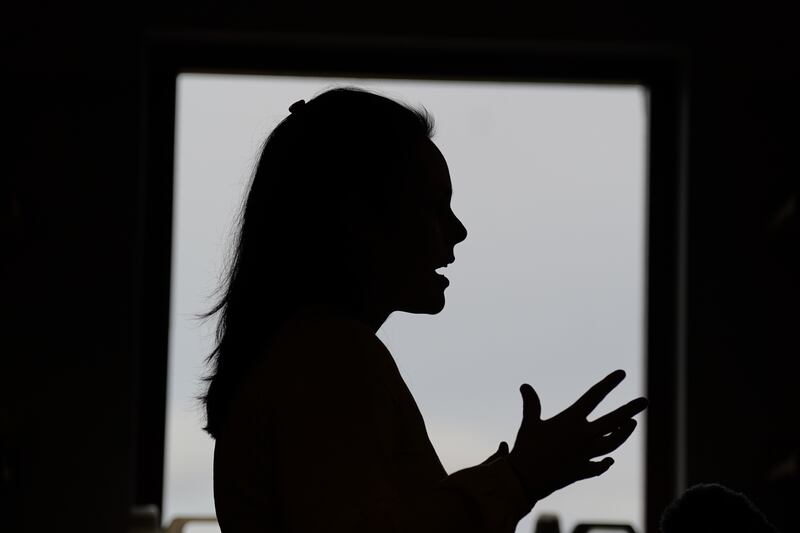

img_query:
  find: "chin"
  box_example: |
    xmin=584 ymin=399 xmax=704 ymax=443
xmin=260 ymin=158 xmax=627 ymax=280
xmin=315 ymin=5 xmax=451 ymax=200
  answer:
xmin=399 ymin=291 xmax=446 ymax=315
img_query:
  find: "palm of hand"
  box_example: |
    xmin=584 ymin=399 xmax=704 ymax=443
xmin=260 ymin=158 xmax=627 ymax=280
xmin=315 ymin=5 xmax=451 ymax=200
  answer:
xmin=507 ymin=370 xmax=647 ymax=502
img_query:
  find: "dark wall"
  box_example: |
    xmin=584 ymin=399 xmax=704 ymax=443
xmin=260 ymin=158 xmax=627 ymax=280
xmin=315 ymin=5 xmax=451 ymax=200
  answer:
xmin=684 ymin=22 xmax=798 ymax=530
xmin=5 ymin=3 xmax=797 ymax=532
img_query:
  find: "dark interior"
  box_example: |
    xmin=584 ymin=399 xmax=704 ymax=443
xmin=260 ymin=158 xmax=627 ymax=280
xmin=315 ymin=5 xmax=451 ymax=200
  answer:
xmin=5 ymin=4 xmax=797 ymax=533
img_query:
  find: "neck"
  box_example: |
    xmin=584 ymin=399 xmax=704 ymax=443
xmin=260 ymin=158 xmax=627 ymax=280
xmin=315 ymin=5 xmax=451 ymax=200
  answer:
xmin=292 ymin=301 xmax=392 ymax=334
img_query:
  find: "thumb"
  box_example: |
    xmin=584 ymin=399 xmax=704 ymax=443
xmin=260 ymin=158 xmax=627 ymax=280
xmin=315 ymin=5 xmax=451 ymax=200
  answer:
xmin=520 ymin=384 xmax=542 ymax=422
xmin=481 ymin=441 xmax=510 ymax=464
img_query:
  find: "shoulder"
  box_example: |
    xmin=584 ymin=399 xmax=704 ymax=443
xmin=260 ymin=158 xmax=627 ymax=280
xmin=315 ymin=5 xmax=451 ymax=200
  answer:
xmin=249 ymin=315 xmax=395 ymax=399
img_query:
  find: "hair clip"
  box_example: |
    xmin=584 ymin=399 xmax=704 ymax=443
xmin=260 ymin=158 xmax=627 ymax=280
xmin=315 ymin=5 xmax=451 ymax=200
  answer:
xmin=289 ymin=99 xmax=306 ymax=114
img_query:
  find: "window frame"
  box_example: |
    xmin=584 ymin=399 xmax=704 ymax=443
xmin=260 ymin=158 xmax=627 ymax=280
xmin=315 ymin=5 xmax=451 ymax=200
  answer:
xmin=135 ymin=31 xmax=688 ymax=533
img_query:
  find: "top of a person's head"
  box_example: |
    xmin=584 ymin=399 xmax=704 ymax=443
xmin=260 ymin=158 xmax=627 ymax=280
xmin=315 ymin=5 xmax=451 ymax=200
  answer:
xmin=660 ymin=483 xmax=779 ymax=533
xmin=240 ymin=87 xmax=436 ymax=294
xmin=201 ymin=87 xmax=437 ymax=439
xmin=257 ymin=86 xmax=434 ymax=200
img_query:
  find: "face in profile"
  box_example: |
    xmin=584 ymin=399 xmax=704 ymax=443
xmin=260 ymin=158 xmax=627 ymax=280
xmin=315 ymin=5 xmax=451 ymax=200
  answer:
xmin=373 ymin=138 xmax=468 ymax=316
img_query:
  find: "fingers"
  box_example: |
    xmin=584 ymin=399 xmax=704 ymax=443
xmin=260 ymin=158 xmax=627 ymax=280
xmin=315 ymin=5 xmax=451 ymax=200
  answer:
xmin=587 ymin=419 xmax=637 ymax=457
xmin=481 ymin=441 xmax=510 ymax=464
xmin=590 ymin=397 xmax=648 ymax=435
xmin=520 ymin=384 xmax=542 ymax=422
xmin=577 ymin=457 xmax=615 ymax=480
xmin=565 ymin=370 xmax=627 ymax=418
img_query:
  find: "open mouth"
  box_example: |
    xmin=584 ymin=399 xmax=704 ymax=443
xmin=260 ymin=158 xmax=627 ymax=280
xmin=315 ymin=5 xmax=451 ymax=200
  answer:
xmin=435 ymin=257 xmax=455 ymax=272
xmin=432 ymin=256 xmax=454 ymax=286
xmin=434 ymin=266 xmax=450 ymax=286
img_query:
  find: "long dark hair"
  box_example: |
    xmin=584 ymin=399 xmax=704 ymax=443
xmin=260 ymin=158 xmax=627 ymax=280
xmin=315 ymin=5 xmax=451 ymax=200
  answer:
xmin=201 ymin=87 xmax=435 ymax=438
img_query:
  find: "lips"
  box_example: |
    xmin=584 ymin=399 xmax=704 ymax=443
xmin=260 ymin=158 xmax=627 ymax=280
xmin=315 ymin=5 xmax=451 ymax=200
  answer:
xmin=435 ymin=256 xmax=455 ymax=269
xmin=434 ymin=262 xmax=452 ymax=276
xmin=434 ymin=270 xmax=450 ymax=287
xmin=433 ymin=257 xmax=454 ymax=287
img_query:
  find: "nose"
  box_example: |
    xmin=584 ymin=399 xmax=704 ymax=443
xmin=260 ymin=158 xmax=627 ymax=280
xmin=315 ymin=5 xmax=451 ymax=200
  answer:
xmin=450 ymin=210 xmax=468 ymax=245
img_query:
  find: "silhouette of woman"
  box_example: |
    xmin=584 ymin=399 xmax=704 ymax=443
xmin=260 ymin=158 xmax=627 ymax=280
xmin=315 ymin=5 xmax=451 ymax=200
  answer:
xmin=204 ymin=87 xmax=647 ymax=532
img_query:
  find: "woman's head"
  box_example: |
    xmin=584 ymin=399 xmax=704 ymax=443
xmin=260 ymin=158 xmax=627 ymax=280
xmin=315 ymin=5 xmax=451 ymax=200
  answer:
xmin=372 ymin=134 xmax=468 ymax=315
xmin=202 ymin=87 xmax=467 ymax=437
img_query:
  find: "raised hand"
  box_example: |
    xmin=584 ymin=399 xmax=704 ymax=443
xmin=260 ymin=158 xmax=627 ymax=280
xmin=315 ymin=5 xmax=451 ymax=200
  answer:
xmin=506 ymin=370 xmax=647 ymax=502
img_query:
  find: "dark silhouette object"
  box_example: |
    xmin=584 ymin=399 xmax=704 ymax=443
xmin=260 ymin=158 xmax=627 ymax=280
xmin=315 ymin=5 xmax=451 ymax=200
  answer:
xmin=534 ymin=514 xmax=562 ymax=533
xmin=534 ymin=513 xmax=637 ymax=533
xmin=660 ymin=484 xmax=780 ymax=533
xmin=572 ymin=524 xmax=635 ymax=533
xmin=206 ymin=87 xmax=647 ymax=532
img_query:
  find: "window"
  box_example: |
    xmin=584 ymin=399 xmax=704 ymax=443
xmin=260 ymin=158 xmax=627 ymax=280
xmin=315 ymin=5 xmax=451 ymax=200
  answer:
xmin=164 ymin=74 xmax=647 ymax=533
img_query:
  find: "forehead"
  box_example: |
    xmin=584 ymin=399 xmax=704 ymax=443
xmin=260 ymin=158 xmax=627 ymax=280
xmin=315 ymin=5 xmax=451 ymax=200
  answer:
xmin=407 ymin=138 xmax=452 ymax=195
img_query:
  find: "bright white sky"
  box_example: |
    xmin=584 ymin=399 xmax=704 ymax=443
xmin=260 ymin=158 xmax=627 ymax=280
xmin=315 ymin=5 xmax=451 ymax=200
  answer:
xmin=165 ymin=74 xmax=647 ymax=533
